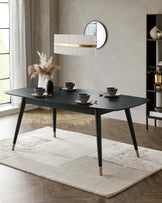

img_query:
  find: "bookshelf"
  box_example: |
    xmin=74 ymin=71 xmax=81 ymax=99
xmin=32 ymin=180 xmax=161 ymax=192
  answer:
xmin=146 ymin=14 xmax=162 ymax=129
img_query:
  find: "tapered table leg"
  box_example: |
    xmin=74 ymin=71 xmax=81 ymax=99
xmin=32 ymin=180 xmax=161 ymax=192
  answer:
xmin=154 ymin=119 xmax=157 ymax=127
xmin=95 ymin=110 xmax=103 ymax=176
xmin=12 ymin=97 xmax=26 ymax=151
xmin=146 ymin=116 xmax=148 ymax=130
xmin=125 ymin=108 xmax=140 ymax=157
xmin=53 ymin=108 xmax=56 ymax=137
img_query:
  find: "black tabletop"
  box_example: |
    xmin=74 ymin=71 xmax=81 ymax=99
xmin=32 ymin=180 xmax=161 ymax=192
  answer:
xmin=6 ymin=87 xmax=149 ymax=112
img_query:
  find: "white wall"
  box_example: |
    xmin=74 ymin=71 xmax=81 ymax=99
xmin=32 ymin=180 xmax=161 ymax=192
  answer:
xmin=31 ymin=0 xmax=59 ymax=84
xmin=56 ymin=0 xmax=162 ymax=125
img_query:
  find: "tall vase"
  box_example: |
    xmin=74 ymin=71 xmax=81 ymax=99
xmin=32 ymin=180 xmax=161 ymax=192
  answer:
xmin=38 ymin=75 xmax=49 ymax=90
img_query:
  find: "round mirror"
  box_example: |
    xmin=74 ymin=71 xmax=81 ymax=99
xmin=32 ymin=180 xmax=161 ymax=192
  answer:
xmin=84 ymin=21 xmax=107 ymax=49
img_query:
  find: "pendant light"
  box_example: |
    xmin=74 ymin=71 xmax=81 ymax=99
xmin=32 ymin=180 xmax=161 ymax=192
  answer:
xmin=54 ymin=34 xmax=96 ymax=56
xmin=53 ymin=0 xmax=97 ymax=56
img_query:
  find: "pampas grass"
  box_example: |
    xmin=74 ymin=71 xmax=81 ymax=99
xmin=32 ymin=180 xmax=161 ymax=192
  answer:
xmin=28 ymin=51 xmax=60 ymax=79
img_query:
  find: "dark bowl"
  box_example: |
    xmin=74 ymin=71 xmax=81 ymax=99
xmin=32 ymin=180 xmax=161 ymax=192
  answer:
xmin=106 ymin=87 xmax=118 ymax=96
xmin=34 ymin=87 xmax=45 ymax=95
xmin=79 ymin=93 xmax=90 ymax=102
xmin=65 ymin=82 xmax=75 ymax=90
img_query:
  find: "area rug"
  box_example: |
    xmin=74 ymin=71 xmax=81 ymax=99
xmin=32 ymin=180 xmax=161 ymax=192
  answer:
xmin=0 ymin=127 xmax=162 ymax=197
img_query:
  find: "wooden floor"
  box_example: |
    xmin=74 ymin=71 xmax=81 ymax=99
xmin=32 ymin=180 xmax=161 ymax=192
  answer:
xmin=0 ymin=109 xmax=162 ymax=203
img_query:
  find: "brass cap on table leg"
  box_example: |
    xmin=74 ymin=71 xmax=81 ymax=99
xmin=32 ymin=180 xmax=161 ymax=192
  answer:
xmin=99 ymin=167 xmax=103 ymax=176
xmin=136 ymin=150 xmax=140 ymax=157
xmin=12 ymin=144 xmax=15 ymax=151
xmin=53 ymin=132 xmax=56 ymax=138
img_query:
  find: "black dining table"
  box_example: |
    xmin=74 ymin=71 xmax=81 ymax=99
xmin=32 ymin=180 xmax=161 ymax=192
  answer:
xmin=6 ymin=86 xmax=149 ymax=176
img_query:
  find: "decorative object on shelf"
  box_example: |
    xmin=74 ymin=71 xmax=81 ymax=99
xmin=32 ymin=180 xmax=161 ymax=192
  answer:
xmin=148 ymin=66 xmax=156 ymax=74
xmin=150 ymin=26 xmax=162 ymax=39
xmin=54 ymin=34 xmax=96 ymax=56
xmin=154 ymin=84 xmax=162 ymax=91
xmin=28 ymin=51 xmax=60 ymax=89
xmin=158 ymin=32 xmax=162 ymax=39
xmin=84 ymin=21 xmax=107 ymax=49
xmin=154 ymin=107 xmax=162 ymax=112
xmin=154 ymin=74 xmax=162 ymax=91
xmin=157 ymin=66 xmax=162 ymax=74
xmin=47 ymin=80 xmax=54 ymax=95
xmin=155 ymin=74 xmax=162 ymax=84
xmin=156 ymin=85 xmax=162 ymax=91
xmin=158 ymin=61 xmax=162 ymax=66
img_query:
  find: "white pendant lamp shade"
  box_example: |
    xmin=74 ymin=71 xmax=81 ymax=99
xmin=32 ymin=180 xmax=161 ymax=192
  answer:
xmin=54 ymin=34 xmax=97 ymax=56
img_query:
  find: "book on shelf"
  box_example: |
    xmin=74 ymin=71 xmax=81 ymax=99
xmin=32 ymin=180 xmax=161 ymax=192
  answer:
xmin=149 ymin=111 xmax=162 ymax=118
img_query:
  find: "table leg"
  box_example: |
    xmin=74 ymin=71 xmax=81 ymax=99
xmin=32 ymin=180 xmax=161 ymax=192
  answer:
xmin=125 ymin=108 xmax=139 ymax=157
xmin=95 ymin=110 xmax=103 ymax=176
xmin=53 ymin=108 xmax=56 ymax=137
xmin=12 ymin=97 xmax=26 ymax=151
xmin=146 ymin=116 xmax=148 ymax=130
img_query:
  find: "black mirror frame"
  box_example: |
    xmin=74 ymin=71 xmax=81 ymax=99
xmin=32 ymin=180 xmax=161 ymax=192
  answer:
xmin=84 ymin=20 xmax=107 ymax=49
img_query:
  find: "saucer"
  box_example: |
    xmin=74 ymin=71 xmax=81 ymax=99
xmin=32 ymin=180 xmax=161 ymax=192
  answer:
xmin=104 ymin=93 xmax=120 ymax=98
xmin=75 ymin=100 xmax=92 ymax=104
xmin=31 ymin=92 xmax=48 ymax=98
xmin=62 ymin=87 xmax=76 ymax=92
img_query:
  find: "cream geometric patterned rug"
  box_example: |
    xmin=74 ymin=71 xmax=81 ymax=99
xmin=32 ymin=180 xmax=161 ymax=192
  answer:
xmin=0 ymin=127 xmax=162 ymax=197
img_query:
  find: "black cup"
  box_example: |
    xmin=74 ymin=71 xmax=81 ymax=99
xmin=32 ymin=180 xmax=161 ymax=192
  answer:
xmin=65 ymin=82 xmax=75 ymax=90
xmin=107 ymin=87 xmax=117 ymax=96
xmin=34 ymin=87 xmax=45 ymax=95
xmin=79 ymin=93 xmax=90 ymax=103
